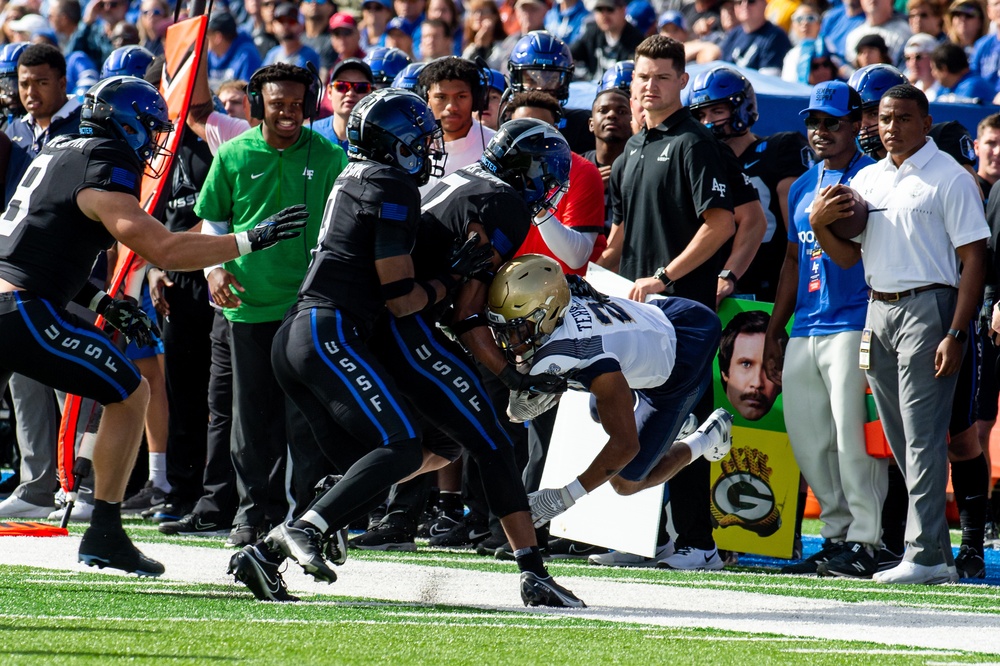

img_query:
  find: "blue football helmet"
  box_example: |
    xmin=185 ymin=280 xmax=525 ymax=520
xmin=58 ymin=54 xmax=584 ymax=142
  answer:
xmin=598 ymin=60 xmax=633 ymax=94
xmin=364 ymin=47 xmax=412 ymax=88
xmin=80 ymin=76 xmax=174 ymax=177
xmin=508 ymin=31 xmax=573 ymax=103
xmin=486 ymin=68 xmax=507 ymax=94
xmin=0 ymin=42 xmax=28 ymax=77
xmin=480 ymin=118 xmax=572 ymax=216
xmin=626 ymin=0 xmax=657 ymax=35
xmin=847 ymin=64 xmax=907 ymax=156
xmin=688 ymin=65 xmax=757 ymax=137
xmin=101 ymin=45 xmax=155 ymax=80
xmin=347 ymin=87 xmax=445 ymax=185
xmin=392 ymin=62 xmax=427 ymax=97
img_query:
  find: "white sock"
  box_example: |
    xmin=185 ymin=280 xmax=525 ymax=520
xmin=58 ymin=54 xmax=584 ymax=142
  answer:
xmin=679 ymin=432 xmax=709 ymax=461
xmin=149 ymin=452 xmax=171 ymax=493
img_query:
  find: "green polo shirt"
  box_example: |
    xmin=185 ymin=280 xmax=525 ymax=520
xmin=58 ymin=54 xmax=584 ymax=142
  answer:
xmin=195 ymin=125 xmax=346 ymax=323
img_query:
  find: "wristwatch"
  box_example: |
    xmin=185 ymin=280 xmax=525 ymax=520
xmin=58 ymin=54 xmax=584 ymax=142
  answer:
xmin=947 ymin=328 xmax=968 ymax=343
xmin=719 ymin=269 xmax=737 ymax=285
xmin=653 ymin=267 xmax=675 ymax=295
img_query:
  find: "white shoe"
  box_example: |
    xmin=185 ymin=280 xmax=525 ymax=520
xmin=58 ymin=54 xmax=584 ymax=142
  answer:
xmin=675 ymin=413 xmax=699 ymax=441
xmin=872 ymin=560 xmax=958 ymax=585
xmin=0 ymin=495 xmax=54 ymax=518
xmin=588 ymin=541 xmax=675 ymax=568
xmin=657 ymin=545 xmax=726 ymax=571
xmin=699 ymin=408 xmax=733 ymax=462
xmin=47 ymin=501 xmax=94 ymax=522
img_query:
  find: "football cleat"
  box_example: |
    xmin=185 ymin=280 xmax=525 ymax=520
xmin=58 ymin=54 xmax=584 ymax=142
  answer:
xmin=324 ymin=527 xmax=349 ymax=566
xmin=265 ymin=522 xmax=337 ymax=583
xmin=78 ymin=525 xmax=164 ymax=577
xmin=698 ymin=408 xmax=733 ymax=462
xmin=781 ymin=539 xmax=846 ymax=575
xmin=519 ymin=571 xmax=586 ymax=608
xmin=228 ymin=544 xmax=298 ymax=602
xmin=675 ymin=413 xmax=699 ymax=441
xmin=954 ymin=545 xmax=986 ymax=579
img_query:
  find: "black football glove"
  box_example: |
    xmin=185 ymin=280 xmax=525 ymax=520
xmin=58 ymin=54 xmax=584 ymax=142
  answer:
xmin=498 ymin=366 xmax=567 ymax=395
xmin=566 ymin=274 xmax=610 ymax=303
xmin=100 ymin=297 xmax=160 ymax=348
xmin=238 ymin=204 xmax=310 ymax=254
xmin=447 ymin=233 xmax=494 ymax=282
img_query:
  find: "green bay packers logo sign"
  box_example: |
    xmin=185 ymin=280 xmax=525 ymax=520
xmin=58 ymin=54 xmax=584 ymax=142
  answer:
xmin=710 ymin=446 xmax=781 ymax=537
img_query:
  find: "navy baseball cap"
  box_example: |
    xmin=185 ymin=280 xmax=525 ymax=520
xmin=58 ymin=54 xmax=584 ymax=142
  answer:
xmin=800 ymin=80 xmax=862 ymax=118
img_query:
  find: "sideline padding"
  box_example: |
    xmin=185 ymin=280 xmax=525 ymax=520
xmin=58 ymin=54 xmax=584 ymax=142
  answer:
xmin=0 ymin=521 xmax=69 ymax=537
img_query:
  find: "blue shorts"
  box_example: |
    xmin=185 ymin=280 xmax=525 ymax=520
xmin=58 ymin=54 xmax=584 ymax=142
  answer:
xmin=124 ymin=283 xmax=164 ymax=361
xmin=618 ymin=297 xmax=721 ymax=482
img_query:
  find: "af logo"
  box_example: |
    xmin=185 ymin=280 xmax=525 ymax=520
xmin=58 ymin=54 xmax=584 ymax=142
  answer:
xmin=303 ymin=166 xmax=315 ymax=180
xmin=709 ymin=445 xmax=781 ymax=537
xmin=657 ymin=144 xmax=671 ymax=162
xmin=711 ymin=178 xmax=727 ymax=197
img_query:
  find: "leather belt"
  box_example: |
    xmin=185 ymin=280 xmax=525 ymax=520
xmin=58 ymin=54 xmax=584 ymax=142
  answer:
xmin=868 ymin=284 xmax=953 ymax=302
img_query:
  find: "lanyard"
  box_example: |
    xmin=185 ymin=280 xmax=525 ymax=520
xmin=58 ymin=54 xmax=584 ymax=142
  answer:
xmin=816 ymin=149 xmax=862 ymax=193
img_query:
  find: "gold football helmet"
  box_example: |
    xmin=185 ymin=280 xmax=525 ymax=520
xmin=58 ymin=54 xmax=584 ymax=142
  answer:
xmin=487 ymin=255 xmax=571 ymax=363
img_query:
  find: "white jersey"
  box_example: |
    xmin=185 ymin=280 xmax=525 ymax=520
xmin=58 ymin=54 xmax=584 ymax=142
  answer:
xmin=528 ymin=295 xmax=677 ymax=390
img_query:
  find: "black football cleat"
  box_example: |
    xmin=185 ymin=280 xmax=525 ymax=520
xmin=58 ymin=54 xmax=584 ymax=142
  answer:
xmin=324 ymin=527 xmax=349 ymax=566
xmin=265 ymin=522 xmax=337 ymax=583
xmin=228 ymin=544 xmax=299 ymax=602
xmin=519 ymin=572 xmax=586 ymax=608
xmin=78 ymin=526 xmax=164 ymax=577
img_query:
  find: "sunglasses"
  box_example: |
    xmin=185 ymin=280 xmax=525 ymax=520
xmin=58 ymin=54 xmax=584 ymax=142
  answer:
xmin=909 ymin=11 xmax=931 ymax=18
xmin=142 ymin=8 xmax=164 ymax=16
xmin=594 ymin=5 xmax=617 ymax=11
xmin=905 ymin=53 xmax=926 ymax=61
xmin=793 ymin=14 xmax=818 ymax=22
xmin=805 ymin=117 xmax=842 ymax=131
xmin=331 ymin=80 xmax=373 ymax=93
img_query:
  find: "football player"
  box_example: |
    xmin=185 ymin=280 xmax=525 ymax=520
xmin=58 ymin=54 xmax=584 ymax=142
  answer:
xmin=0 ymin=76 xmax=308 ymax=576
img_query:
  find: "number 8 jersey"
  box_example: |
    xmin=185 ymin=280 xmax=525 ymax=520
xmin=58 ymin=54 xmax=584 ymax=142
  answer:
xmin=0 ymin=136 xmax=143 ymax=307
xmin=528 ymin=295 xmax=678 ymax=391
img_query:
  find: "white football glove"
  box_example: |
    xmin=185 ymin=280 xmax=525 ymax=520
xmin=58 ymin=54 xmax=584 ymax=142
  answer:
xmin=527 ymin=479 xmax=587 ymax=528
xmin=507 ymin=390 xmax=561 ymax=423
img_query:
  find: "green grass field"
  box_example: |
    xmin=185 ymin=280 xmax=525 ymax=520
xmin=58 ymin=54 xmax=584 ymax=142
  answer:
xmin=1 ymin=518 xmax=999 ymax=665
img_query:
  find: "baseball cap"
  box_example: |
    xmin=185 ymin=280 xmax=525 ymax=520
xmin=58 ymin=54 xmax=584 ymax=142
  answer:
xmin=904 ymin=32 xmax=938 ymax=56
xmin=514 ymin=0 xmax=547 ymax=8
xmin=273 ymin=3 xmax=299 ymax=21
xmin=207 ymin=11 xmax=238 ymax=37
xmin=856 ymin=33 xmax=889 ymax=52
xmin=593 ymin=0 xmax=626 ymax=9
xmin=386 ymin=16 xmax=415 ymax=35
xmin=658 ymin=9 xmax=686 ymax=30
xmin=929 ymin=120 xmax=976 ymax=166
xmin=8 ymin=14 xmax=49 ymax=35
xmin=948 ymin=0 xmax=982 ymax=17
xmin=800 ymin=80 xmax=862 ymax=118
xmin=329 ymin=11 xmax=357 ymax=31
xmin=362 ymin=0 xmax=393 ymax=9
xmin=330 ymin=57 xmax=373 ymax=82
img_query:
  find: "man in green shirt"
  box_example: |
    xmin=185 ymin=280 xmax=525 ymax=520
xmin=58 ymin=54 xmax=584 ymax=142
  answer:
xmin=195 ymin=62 xmax=346 ymax=548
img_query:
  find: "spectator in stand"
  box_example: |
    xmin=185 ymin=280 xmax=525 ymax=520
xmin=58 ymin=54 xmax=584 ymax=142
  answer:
xmin=684 ymin=0 xmax=725 ymax=38
xmin=418 ymin=18 xmax=456 ymax=60
xmin=461 ymin=0 xmax=509 ymax=71
xmin=424 ymin=0 xmax=464 ymax=56
xmin=68 ymin=0 xmax=129 ymax=66
xmin=263 ymin=3 xmax=321 ymax=70
xmin=904 ymin=32 xmax=940 ymax=93
xmin=820 ymin=0 xmax=865 ymax=60
xmin=217 ymin=78 xmax=250 ymax=119
xmin=764 ymin=0 xmax=800 ymax=33
xmin=138 ymin=0 xmax=170 ymax=57
xmin=299 ymin=0 xmax=336 ymax=79
xmin=947 ymin=0 xmax=986 ymax=57
xmin=251 ymin=0 xmax=279 ymax=57
xmin=109 ymin=21 xmax=140 ymax=49
xmin=570 ymin=0 xmax=645 ymax=81
xmin=970 ymin=0 xmax=1000 ymax=92
xmin=716 ymin=0 xmax=793 ymax=77
xmin=47 ymin=0 xmax=81 ymax=54
xmin=659 ymin=10 xmax=689 ymax=42
xmin=845 ymin=0 xmax=912 ymax=67
xmin=206 ymin=11 xmax=262 ymax=93
xmin=782 ymin=3 xmax=825 ymax=82
xmin=385 ymin=17 xmax=417 ymax=59
xmin=855 ymin=33 xmax=894 ymax=67
xmin=359 ymin=0 xmax=393 ymax=52
xmin=908 ymin=0 xmax=947 ymax=40
xmin=311 ymin=58 xmax=374 ymax=150
xmin=627 ymin=0 xmax=658 ymax=37
xmin=930 ymin=40 xmax=997 ymax=101
xmin=544 ymin=0 xmax=590 ymax=45
xmin=498 ymin=0 xmax=551 ymax=69
xmin=329 ymin=12 xmax=365 ymax=63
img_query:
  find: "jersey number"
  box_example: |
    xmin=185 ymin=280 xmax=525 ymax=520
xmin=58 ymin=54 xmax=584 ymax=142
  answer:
xmin=420 ymin=171 xmax=474 ymax=214
xmin=587 ymin=300 xmax=633 ymax=325
xmin=0 ymin=154 xmax=54 ymax=237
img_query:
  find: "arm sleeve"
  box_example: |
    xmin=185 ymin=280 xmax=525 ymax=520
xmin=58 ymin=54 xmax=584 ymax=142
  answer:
xmin=535 ymin=212 xmax=598 ymax=269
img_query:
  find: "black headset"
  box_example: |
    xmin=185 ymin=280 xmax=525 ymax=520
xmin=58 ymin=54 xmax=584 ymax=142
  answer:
xmin=471 ymin=56 xmax=491 ymax=114
xmin=247 ymin=64 xmax=321 ymax=121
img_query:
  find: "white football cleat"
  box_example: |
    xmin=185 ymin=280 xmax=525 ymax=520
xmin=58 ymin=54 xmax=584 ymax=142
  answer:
xmin=699 ymin=408 xmax=733 ymax=462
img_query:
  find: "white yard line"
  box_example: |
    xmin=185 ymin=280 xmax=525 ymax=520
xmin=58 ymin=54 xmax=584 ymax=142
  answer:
xmin=1 ymin=536 xmax=997 ymax=655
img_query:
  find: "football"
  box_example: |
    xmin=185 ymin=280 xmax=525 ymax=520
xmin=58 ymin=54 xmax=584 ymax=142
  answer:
xmin=827 ymin=186 xmax=869 ymax=241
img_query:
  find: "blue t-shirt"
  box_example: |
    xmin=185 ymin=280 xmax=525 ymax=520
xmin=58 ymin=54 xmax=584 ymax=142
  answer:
xmin=971 ymin=33 xmax=1000 ymax=94
xmin=935 ymin=71 xmax=998 ymax=104
xmin=719 ymin=21 xmax=792 ymax=72
xmin=820 ymin=5 xmax=865 ymax=60
xmin=544 ymin=1 xmax=592 ymax=46
xmin=786 ymin=152 xmax=874 ymax=338
xmin=208 ymin=32 xmax=263 ymax=91
xmin=310 ymin=116 xmax=349 ymax=153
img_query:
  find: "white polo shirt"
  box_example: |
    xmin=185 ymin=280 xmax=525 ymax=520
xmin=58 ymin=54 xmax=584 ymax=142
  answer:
xmin=849 ymin=137 xmax=989 ymax=293
xmin=419 ymin=119 xmax=495 ymax=197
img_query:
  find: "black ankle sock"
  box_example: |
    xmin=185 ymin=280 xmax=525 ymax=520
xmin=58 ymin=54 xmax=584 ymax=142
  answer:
xmin=951 ymin=453 xmax=988 ymax=553
xmin=439 ymin=491 xmax=463 ymax=515
xmin=795 ymin=488 xmax=807 ymax=539
xmin=91 ymin=500 xmax=121 ymax=530
xmin=256 ymin=542 xmax=286 ymax=565
xmin=514 ymin=546 xmax=547 ymax=577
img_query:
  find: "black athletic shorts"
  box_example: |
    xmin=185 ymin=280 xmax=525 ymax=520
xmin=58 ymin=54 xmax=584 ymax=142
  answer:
xmin=0 ymin=291 xmax=141 ymax=405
